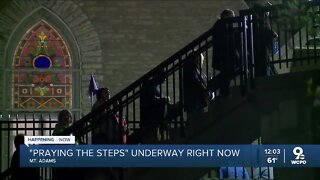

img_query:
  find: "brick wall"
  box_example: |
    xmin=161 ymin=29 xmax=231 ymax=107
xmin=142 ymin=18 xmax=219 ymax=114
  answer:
xmin=77 ymin=0 xmax=248 ymax=94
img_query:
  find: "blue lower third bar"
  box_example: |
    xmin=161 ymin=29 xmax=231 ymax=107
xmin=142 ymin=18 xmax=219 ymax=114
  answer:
xmin=20 ymin=145 xmax=320 ymax=167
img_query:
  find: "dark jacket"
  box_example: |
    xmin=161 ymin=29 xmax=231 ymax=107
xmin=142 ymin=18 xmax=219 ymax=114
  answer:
xmin=183 ymin=58 xmax=207 ymax=112
xmin=140 ymin=79 xmax=168 ymax=128
xmin=212 ymin=19 xmax=241 ymax=72
xmin=91 ymin=100 xmax=120 ymax=144
xmin=10 ymin=149 xmax=40 ymax=180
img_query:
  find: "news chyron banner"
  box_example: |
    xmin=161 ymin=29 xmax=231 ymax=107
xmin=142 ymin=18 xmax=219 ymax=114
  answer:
xmin=20 ymin=138 xmax=320 ymax=167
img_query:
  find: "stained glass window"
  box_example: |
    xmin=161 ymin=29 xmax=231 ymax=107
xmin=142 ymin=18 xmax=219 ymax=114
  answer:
xmin=13 ymin=20 xmax=72 ymax=111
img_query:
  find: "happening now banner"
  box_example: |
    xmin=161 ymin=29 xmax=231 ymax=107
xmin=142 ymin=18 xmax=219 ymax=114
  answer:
xmin=20 ymin=144 xmax=320 ymax=167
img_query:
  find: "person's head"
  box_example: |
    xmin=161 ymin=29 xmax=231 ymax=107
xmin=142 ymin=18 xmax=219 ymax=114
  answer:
xmin=152 ymin=69 xmax=166 ymax=84
xmin=96 ymin=88 xmax=110 ymax=101
xmin=58 ymin=109 xmax=72 ymax=125
xmin=14 ymin=134 xmax=24 ymax=149
xmin=220 ymin=9 xmax=235 ymax=19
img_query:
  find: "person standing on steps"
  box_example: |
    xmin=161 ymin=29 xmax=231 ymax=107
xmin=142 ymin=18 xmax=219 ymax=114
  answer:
xmin=209 ymin=9 xmax=241 ymax=98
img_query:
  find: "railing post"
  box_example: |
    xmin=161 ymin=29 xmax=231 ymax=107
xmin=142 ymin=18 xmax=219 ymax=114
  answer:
xmin=172 ymin=61 xmax=178 ymax=129
xmin=0 ymin=112 xmax=2 ymax=172
xmin=32 ymin=113 xmax=36 ymax=136
xmin=7 ymin=113 xmax=10 ymax=169
xmin=40 ymin=114 xmax=44 ymax=136
xmin=117 ymin=99 xmax=125 ymax=180
xmin=178 ymin=57 xmax=185 ymax=138
xmin=248 ymin=13 xmax=255 ymax=90
xmin=240 ymin=13 xmax=249 ymax=96
xmin=132 ymin=89 xmax=136 ymax=133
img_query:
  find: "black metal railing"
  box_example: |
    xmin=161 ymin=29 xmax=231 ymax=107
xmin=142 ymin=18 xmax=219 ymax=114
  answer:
xmin=0 ymin=112 xmax=82 ymax=180
xmin=240 ymin=1 xmax=320 ymax=89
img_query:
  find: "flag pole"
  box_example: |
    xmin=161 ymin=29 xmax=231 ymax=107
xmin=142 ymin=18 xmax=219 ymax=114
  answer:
xmin=89 ymin=73 xmax=99 ymax=109
xmin=91 ymin=91 xmax=93 ymax=108
xmin=90 ymin=73 xmax=94 ymax=108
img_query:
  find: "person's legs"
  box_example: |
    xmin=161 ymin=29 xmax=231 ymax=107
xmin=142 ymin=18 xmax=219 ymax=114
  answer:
xmin=208 ymin=68 xmax=234 ymax=98
xmin=140 ymin=126 xmax=159 ymax=144
xmin=219 ymin=71 xmax=232 ymax=97
xmin=207 ymin=73 xmax=223 ymax=92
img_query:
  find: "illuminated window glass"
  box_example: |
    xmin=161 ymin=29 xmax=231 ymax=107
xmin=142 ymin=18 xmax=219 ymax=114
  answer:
xmin=13 ymin=20 xmax=72 ymax=111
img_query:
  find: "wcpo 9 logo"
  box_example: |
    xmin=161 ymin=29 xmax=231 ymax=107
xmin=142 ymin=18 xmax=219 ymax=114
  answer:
xmin=291 ymin=147 xmax=306 ymax=165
